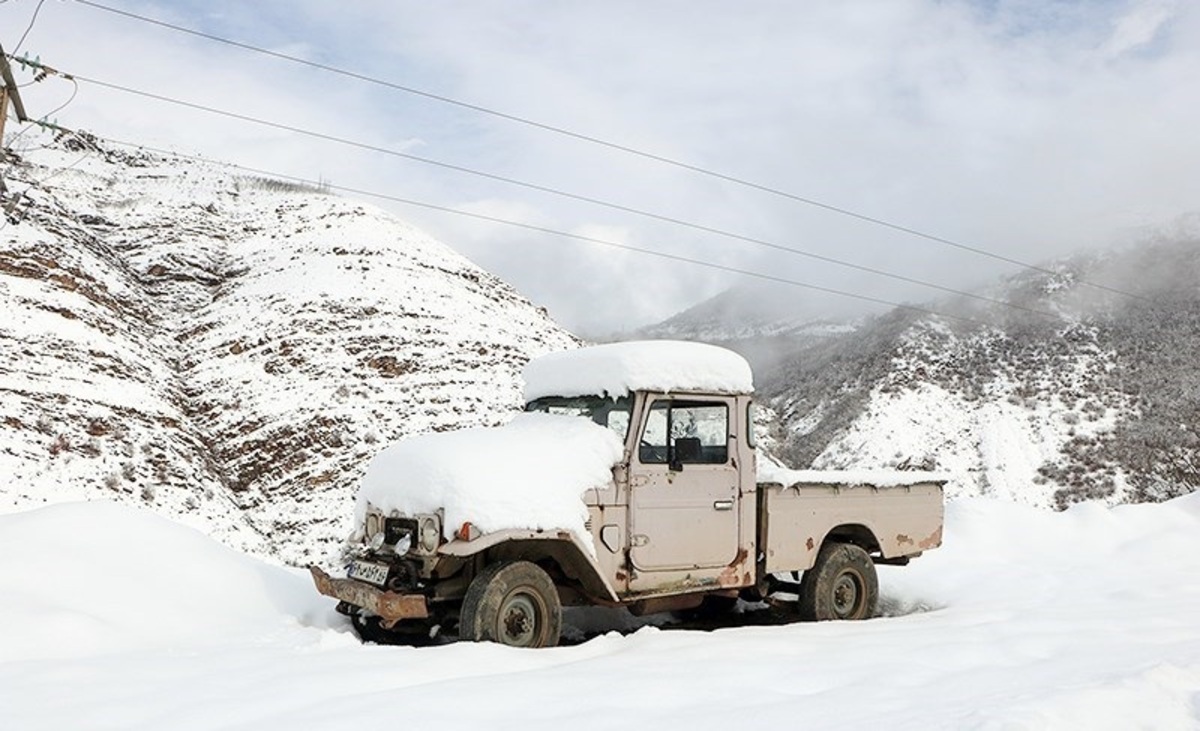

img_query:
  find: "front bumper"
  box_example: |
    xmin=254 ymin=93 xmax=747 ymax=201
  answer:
xmin=308 ymin=566 xmax=429 ymax=626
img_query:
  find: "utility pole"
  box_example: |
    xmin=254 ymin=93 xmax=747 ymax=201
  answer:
xmin=0 ymin=41 xmax=32 ymax=222
xmin=0 ymin=42 xmax=30 ymax=146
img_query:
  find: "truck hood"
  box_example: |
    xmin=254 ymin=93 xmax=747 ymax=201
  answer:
xmin=356 ymin=413 xmax=624 ymax=548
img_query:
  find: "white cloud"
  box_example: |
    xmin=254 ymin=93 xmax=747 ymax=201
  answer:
xmin=3 ymin=0 xmax=1199 ymax=332
xmin=1103 ymin=0 xmax=1177 ymax=57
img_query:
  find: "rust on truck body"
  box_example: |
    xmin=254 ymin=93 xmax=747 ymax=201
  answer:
xmin=309 ymin=566 xmax=428 ymax=626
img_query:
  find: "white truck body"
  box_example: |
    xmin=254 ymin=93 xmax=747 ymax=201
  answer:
xmin=311 ymin=341 xmax=945 ymax=646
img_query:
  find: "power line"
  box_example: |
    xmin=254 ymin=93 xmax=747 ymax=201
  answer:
xmin=39 ymin=67 xmax=1063 ymax=320
xmin=69 ymin=0 xmax=1151 ymax=304
xmin=53 ymin=129 xmax=1013 ymax=328
xmin=12 ymin=0 xmax=47 ymax=55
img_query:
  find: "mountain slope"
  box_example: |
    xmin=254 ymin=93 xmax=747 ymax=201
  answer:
xmin=763 ymin=238 xmax=1200 ymax=508
xmin=0 ymin=133 xmax=577 ymax=563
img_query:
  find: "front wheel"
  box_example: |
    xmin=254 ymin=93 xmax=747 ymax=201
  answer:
xmin=460 ymin=561 xmax=562 ymax=648
xmin=798 ymin=543 xmax=878 ymax=621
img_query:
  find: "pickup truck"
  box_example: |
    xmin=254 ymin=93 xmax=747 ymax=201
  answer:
xmin=310 ymin=340 xmax=945 ymax=647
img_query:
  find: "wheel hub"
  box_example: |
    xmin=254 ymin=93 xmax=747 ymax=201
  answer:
xmin=832 ymin=572 xmax=860 ymax=617
xmin=499 ymin=593 xmax=539 ymax=646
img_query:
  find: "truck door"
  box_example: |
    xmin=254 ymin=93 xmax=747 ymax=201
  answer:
xmin=627 ymin=396 xmax=740 ymax=586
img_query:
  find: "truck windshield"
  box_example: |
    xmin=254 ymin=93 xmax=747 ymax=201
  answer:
xmin=524 ymin=395 xmax=632 ymax=440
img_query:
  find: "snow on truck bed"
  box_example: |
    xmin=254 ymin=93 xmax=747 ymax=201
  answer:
xmin=522 ymin=340 xmax=754 ymax=401
xmin=758 ymin=466 xmax=952 ymax=487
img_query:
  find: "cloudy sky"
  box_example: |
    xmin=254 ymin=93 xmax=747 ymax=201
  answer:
xmin=2 ymin=0 xmax=1198 ymax=334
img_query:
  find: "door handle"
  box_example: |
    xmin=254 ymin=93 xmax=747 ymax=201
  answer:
xmin=713 ymin=500 xmax=734 ymax=511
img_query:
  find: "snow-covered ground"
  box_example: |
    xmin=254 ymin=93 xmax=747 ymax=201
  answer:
xmin=3 ymin=496 xmax=1199 ymax=730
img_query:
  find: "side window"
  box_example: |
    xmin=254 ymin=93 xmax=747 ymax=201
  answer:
xmin=638 ymin=400 xmax=729 ymax=465
xmin=639 ymin=401 xmax=670 ymax=464
xmin=606 ymin=409 xmax=630 ymax=442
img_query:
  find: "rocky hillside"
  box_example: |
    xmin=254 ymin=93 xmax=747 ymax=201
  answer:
xmin=650 ymin=237 xmax=1200 ymax=510
xmin=0 ymin=133 xmax=577 ymax=565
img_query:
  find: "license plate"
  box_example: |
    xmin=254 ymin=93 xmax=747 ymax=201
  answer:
xmin=346 ymin=560 xmax=389 ymax=586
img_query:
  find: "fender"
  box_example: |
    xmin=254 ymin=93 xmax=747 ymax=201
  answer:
xmin=439 ymin=528 xmax=619 ymax=602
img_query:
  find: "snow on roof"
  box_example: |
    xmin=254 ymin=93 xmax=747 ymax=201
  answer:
xmin=522 ymin=340 xmax=754 ymax=401
xmin=356 ymin=413 xmax=624 ymax=551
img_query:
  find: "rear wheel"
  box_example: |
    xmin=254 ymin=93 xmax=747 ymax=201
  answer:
xmin=460 ymin=561 xmax=562 ymax=648
xmin=798 ymin=542 xmax=878 ymax=621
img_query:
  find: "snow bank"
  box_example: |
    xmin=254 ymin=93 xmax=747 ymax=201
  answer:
xmin=757 ymin=465 xmax=951 ymax=487
xmin=4 ymin=494 xmax=1200 ymax=729
xmin=356 ymin=413 xmax=624 ymax=547
xmin=0 ymin=501 xmax=333 ymax=661
xmin=523 ymin=340 xmax=754 ymax=401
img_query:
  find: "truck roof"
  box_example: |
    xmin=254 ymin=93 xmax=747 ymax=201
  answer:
xmin=523 ymin=340 xmax=755 ymax=401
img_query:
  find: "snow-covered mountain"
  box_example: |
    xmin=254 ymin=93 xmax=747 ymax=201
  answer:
xmin=647 ymin=237 xmax=1200 ymax=510
xmin=0 ymin=133 xmax=577 ymax=564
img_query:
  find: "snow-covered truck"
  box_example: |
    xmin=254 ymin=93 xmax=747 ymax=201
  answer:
xmin=310 ymin=341 xmax=945 ymax=647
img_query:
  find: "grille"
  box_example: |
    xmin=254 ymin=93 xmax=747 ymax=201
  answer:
xmin=384 ymin=517 xmax=418 ymax=549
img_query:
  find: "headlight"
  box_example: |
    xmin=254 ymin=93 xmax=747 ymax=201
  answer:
xmin=420 ymin=517 xmax=440 ymax=553
xmin=368 ymin=531 xmax=386 ymax=551
xmin=419 ymin=517 xmax=440 ymax=553
xmin=365 ymin=513 xmax=381 ymax=540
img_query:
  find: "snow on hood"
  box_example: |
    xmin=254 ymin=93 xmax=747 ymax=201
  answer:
xmin=523 ymin=340 xmax=753 ymax=401
xmin=356 ymin=413 xmax=624 ymax=549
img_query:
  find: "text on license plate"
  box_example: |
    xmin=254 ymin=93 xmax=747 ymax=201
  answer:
xmin=346 ymin=560 xmax=389 ymax=586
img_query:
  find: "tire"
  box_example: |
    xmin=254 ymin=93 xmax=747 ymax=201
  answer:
xmin=460 ymin=561 xmax=562 ymax=648
xmin=349 ymin=611 xmax=389 ymax=643
xmin=797 ymin=542 xmax=878 ymax=621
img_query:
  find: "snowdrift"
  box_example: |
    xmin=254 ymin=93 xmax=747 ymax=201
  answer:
xmin=2 ymin=495 xmax=1199 ymax=729
xmin=0 ymin=501 xmax=334 ymax=662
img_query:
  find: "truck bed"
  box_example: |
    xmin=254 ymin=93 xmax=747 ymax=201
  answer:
xmin=757 ymin=471 xmax=945 ymax=574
